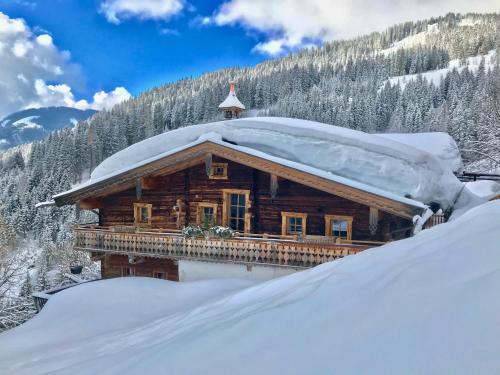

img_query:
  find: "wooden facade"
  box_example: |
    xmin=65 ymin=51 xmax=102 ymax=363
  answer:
xmin=97 ymin=157 xmax=412 ymax=241
xmin=55 ymin=141 xmax=421 ymax=280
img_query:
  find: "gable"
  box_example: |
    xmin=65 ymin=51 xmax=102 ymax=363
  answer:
xmin=54 ymin=141 xmax=424 ymax=219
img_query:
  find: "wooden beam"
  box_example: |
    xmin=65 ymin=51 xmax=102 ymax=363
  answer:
xmin=79 ymin=198 xmax=103 ymax=209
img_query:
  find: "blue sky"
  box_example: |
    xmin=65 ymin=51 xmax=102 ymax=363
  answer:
xmin=0 ymin=0 xmax=498 ymax=117
xmin=0 ymin=0 xmax=265 ymax=100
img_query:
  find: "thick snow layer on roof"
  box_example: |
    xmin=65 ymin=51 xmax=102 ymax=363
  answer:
xmin=1 ymin=201 xmax=499 ymax=375
xmin=64 ymin=117 xmax=462 ymax=209
xmin=218 ymin=90 xmax=245 ymax=109
xmin=376 ymin=132 xmax=463 ymax=173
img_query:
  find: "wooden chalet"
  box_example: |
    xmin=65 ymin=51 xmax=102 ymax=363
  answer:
xmin=51 ymin=117 xmax=436 ymax=282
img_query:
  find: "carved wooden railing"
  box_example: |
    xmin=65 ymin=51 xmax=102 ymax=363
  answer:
xmin=74 ymin=225 xmax=380 ymax=268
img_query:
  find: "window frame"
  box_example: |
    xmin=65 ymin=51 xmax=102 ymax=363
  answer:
xmin=133 ymin=203 xmax=152 ymax=226
xmin=324 ymin=215 xmax=353 ymax=241
xmin=222 ymin=189 xmax=251 ymax=233
xmin=196 ymin=202 xmax=218 ymax=226
xmin=281 ymin=212 xmax=308 ymax=236
xmin=209 ymin=163 xmax=228 ymax=180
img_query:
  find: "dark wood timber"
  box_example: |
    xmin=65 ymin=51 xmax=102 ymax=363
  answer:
xmin=98 ymin=157 xmax=411 ymax=242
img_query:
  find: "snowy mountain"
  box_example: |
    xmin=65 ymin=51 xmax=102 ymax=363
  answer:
xmin=0 ymin=107 xmax=96 ymax=150
xmin=1 ymin=200 xmax=499 ymax=375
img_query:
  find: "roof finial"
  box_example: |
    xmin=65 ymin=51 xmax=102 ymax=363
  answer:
xmin=218 ymin=80 xmax=245 ymax=120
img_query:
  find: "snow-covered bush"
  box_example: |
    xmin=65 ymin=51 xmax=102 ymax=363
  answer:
xmin=181 ymin=225 xmax=205 ymax=238
xmin=210 ymin=226 xmax=235 ymax=239
xmin=182 ymin=225 xmax=235 ymax=239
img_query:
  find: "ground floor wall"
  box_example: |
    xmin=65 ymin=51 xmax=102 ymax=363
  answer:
xmin=178 ymin=259 xmax=299 ymax=282
xmin=99 ymin=254 xmax=298 ymax=282
xmin=101 ymin=254 xmax=179 ymax=281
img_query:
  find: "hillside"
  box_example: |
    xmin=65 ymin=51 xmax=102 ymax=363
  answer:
xmin=1 ymin=201 xmax=499 ymax=375
xmin=0 ymin=107 xmax=96 ymax=150
xmin=0 ymin=12 xmax=498 ymax=309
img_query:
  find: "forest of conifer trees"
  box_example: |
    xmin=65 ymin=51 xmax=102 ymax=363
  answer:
xmin=0 ymin=13 xmax=499 ymax=326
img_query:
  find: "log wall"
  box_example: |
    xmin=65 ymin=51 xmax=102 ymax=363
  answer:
xmin=101 ymin=254 xmax=179 ymax=281
xmin=99 ymin=157 xmax=411 ymax=241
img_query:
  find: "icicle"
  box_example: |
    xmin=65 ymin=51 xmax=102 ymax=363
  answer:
xmin=136 ymin=178 xmax=142 ymax=199
xmin=413 ymin=207 xmax=434 ymax=235
xmin=75 ymin=204 xmax=81 ymax=222
xmin=270 ymin=174 xmax=279 ymax=199
xmin=205 ymin=153 xmax=212 ymax=177
xmin=369 ymin=207 xmax=378 ymax=235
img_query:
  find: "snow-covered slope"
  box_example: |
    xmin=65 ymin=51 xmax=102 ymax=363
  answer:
xmin=0 ymin=107 xmax=96 ymax=150
xmin=385 ymin=50 xmax=497 ymax=89
xmin=65 ymin=117 xmax=462 ymax=209
xmin=380 ymin=23 xmax=440 ymax=56
xmin=376 ymin=132 xmax=463 ymax=173
xmin=1 ymin=201 xmax=499 ymax=375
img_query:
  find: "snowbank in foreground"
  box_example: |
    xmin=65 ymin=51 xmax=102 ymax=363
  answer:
xmin=1 ymin=201 xmax=499 ymax=375
xmin=80 ymin=117 xmax=461 ymax=208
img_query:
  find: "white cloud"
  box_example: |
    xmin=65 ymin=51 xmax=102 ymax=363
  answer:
xmin=0 ymin=12 xmax=131 ymax=117
xmin=214 ymin=0 xmax=500 ymax=55
xmin=100 ymin=0 xmax=185 ymax=24
xmin=76 ymin=87 xmax=132 ymax=111
xmin=35 ymin=34 xmax=53 ymax=47
xmin=26 ymin=80 xmax=131 ymax=111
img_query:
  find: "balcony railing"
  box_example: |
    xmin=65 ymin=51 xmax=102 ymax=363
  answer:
xmin=74 ymin=225 xmax=383 ymax=268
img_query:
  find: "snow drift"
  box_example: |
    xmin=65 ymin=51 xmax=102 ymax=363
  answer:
xmin=1 ymin=201 xmax=499 ymax=375
xmin=83 ymin=117 xmax=461 ymax=209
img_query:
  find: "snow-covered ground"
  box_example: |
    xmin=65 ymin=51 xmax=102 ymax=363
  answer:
xmin=1 ymin=201 xmax=499 ymax=375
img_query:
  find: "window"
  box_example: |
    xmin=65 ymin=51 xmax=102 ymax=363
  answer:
xmin=281 ymin=212 xmax=307 ymax=236
xmin=133 ymin=203 xmax=152 ymax=226
xmin=196 ymin=203 xmax=218 ymax=226
xmin=222 ymin=189 xmax=250 ymax=232
xmin=153 ymin=271 xmax=167 ymax=279
xmin=209 ymin=163 xmax=228 ymax=180
xmin=325 ymin=215 xmax=353 ymax=241
xmin=121 ymin=267 xmax=135 ymax=277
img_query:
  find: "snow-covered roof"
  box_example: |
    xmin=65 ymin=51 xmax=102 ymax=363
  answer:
xmin=218 ymin=85 xmax=245 ymax=109
xmin=376 ymin=132 xmax=463 ymax=173
xmin=55 ymin=117 xmax=462 ymax=210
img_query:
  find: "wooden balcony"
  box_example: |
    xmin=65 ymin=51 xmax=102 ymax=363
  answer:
xmin=74 ymin=225 xmax=384 ymax=269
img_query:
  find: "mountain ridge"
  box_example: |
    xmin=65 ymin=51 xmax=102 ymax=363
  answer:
xmin=0 ymin=107 xmax=96 ymax=150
